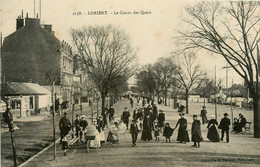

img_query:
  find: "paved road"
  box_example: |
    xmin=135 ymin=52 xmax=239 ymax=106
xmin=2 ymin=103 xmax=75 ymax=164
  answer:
xmin=22 ymin=98 xmax=260 ymax=167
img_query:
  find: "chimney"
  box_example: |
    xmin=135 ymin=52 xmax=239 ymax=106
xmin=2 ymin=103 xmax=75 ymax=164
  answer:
xmin=16 ymin=15 xmax=24 ymax=30
xmin=25 ymin=17 xmax=40 ymax=28
xmin=43 ymin=25 xmax=52 ymax=33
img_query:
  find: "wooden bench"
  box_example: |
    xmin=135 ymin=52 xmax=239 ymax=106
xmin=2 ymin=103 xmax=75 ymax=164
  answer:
xmin=243 ymin=122 xmax=252 ymax=134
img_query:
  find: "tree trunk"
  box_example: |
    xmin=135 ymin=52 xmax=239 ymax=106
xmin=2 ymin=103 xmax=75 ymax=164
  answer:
xmin=186 ymin=90 xmax=189 ymax=114
xmin=253 ymin=93 xmax=260 ymax=138
xmin=164 ymin=89 xmax=167 ymax=106
xmin=101 ymin=93 xmax=106 ymax=115
xmin=157 ymin=92 xmax=160 ymax=103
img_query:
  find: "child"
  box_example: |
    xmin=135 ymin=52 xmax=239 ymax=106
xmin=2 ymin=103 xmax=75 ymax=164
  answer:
xmin=163 ymin=123 xmax=174 ymax=143
xmin=153 ymin=119 xmax=160 ymax=142
xmin=107 ymin=131 xmax=119 ymax=144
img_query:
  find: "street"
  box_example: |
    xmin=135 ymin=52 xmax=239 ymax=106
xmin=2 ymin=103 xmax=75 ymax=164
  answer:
xmin=19 ymin=98 xmax=260 ymax=167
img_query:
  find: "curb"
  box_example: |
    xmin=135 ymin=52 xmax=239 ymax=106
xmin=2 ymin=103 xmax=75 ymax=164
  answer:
xmin=18 ymin=109 xmax=100 ymax=167
xmin=19 ymin=137 xmax=60 ymax=167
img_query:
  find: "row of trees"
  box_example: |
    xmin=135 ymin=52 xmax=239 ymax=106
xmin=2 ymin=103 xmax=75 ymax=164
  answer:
xmin=177 ymin=1 xmax=259 ymax=137
xmin=136 ymin=52 xmax=209 ymax=114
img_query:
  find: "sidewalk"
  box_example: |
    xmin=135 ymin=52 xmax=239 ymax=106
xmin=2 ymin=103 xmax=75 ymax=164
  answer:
xmin=19 ymin=99 xmax=260 ymax=167
xmin=1 ymin=102 xmax=100 ymax=167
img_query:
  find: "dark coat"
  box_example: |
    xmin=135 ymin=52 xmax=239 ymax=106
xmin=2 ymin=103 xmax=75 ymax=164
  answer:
xmin=109 ymin=108 xmax=115 ymax=116
xmin=175 ymin=118 xmax=190 ymax=142
xmin=152 ymin=105 xmax=158 ymax=117
xmin=158 ymin=113 xmax=165 ymax=127
xmin=96 ymin=119 xmax=105 ymax=132
xmin=141 ymin=115 xmax=153 ymax=141
xmin=122 ymin=111 xmax=130 ymax=123
xmin=130 ymin=122 xmax=139 ymax=134
xmin=74 ymin=119 xmax=81 ymax=131
xmin=219 ymin=117 xmax=231 ymax=130
xmin=207 ymin=119 xmax=220 ymax=142
xmin=191 ymin=120 xmax=203 ymax=142
xmin=80 ymin=120 xmax=88 ymax=131
xmin=59 ymin=116 xmax=71 ymax=136
xmin=163 ymin=126 xmax=174 ymax=138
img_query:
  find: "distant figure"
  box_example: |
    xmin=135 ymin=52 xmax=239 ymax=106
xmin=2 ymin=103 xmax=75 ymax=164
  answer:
xmin=200 ymin=106 xmax=208 ymax=124
xmin=178 ymin=105 xmax=185 ymax=113
xmin=74 ymin=114 xmax=81 ymax=140
xmin=237 ymin=113 xmax=247 ymax=133
xmin=121 ymin=107 xmax=130 ymax=129
xmin=158 ymin=110 xmax=165 ymax=131
xmin=55 ymin=98 xmax=60 ymax=114
xmin=153 ymin=119 xmax=160 ymax=142
xmin=174 ymin=113 xmax=190 ymax=143
xmin=207 ymin=115 xmax=220 ymax=142
xmin=152 ymin=103 xmax=158 ymax=118
xmin=158 ymin=98 xmax=162 ymax=105
xmin=163 ymin=123 xmax=174 ymax=143
xmin=80 ymin=115 xmax=88 ymax=141
xmin=3 ymin=108 xmax=14 ymax=131
xmin=89 ymin=98 xmax=92 ymax=106
xmin=130 ymin=119 xmax=139 ymax=146
xmin=97 ymin=116 xmax=106 ymax=145
xmin=232 ymin=118 xmax=239 ymax=133
xmin=130 ymin=98 xmax=134 ymax=107
xmin=108 ymin=105 xmax=115 ymax=122
xmin=191 ymin=115 xmax=203 ymax=147
xmin=137 ymin=98 xmax=140 ymax=106
xmin=59 ymin=112 xmax=71 ymax=143
xmin=219 ymin=113 xmax=230 ymax=143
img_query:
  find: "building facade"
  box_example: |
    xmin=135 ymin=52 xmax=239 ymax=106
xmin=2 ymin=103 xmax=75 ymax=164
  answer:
xmin=1 ymin=13 xmax=76 ymax=105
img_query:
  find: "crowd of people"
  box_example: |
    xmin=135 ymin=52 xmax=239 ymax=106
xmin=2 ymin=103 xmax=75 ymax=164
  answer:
xmin=58 ymin=96 xmax=249 ymax=155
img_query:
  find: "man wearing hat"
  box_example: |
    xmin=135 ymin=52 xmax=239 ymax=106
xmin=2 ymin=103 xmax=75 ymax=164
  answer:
xmin=59 ymin=112 xmax=71 ymax=143
xmin=121 ymin=107 xmax=130 ymax=129
xmin=200 ymin=106 xmax=208 ymax=125
xmin=219 ymin=113 xmax=231 ymax=143
xmin=130 ymin=119 xmax=139 ymax=146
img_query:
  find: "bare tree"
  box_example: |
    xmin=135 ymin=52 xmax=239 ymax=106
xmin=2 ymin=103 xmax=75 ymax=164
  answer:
xmin=136 ymin=64 xmax=156 ymax=99
xmin=71 ymin=25 xmax=137 ymax=112
xmin=172 ymin=52 xmax=205 ymax=113
xmin=153 ymin=57 xmax=176 ymax=106
xmin=177 ymin=1 xmax=260 ymax=137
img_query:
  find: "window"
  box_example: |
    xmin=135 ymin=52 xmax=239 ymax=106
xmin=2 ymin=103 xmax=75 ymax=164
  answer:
xmin=30 ymin=97 xmax=34 ymax=109
xmin=11 ymin=101 xmax=16 ymax=109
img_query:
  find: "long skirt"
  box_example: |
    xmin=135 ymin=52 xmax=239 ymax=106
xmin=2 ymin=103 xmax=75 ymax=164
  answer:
xmin=141 ymin=130 xmax=152 ymax=141
xmin=192 ymin=132 xmax=203 ymax=142
xmin=207 ymin=126 xmax=220 ymax=142
xmin=177 ymin=127 xmax=190 ymax=142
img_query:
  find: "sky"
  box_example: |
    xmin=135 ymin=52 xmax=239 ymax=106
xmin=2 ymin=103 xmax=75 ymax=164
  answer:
xmin=1 ymin=0 xmax=244 ymax=87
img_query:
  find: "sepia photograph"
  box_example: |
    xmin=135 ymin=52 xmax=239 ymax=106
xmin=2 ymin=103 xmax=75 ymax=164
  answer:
xmin=1 ymin=0 xmax=260 ymax=166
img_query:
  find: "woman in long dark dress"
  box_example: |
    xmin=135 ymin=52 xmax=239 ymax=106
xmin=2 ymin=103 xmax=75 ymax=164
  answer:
xmin=141 ymin=114 xmax=153 ymax=141
xmin=191 ymin=115 xmax=203 ymax=147
xmin=207 ymin=115 xmax=220 ymax=142
xmin=174 ymin=113 xmax=190 ymax=143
